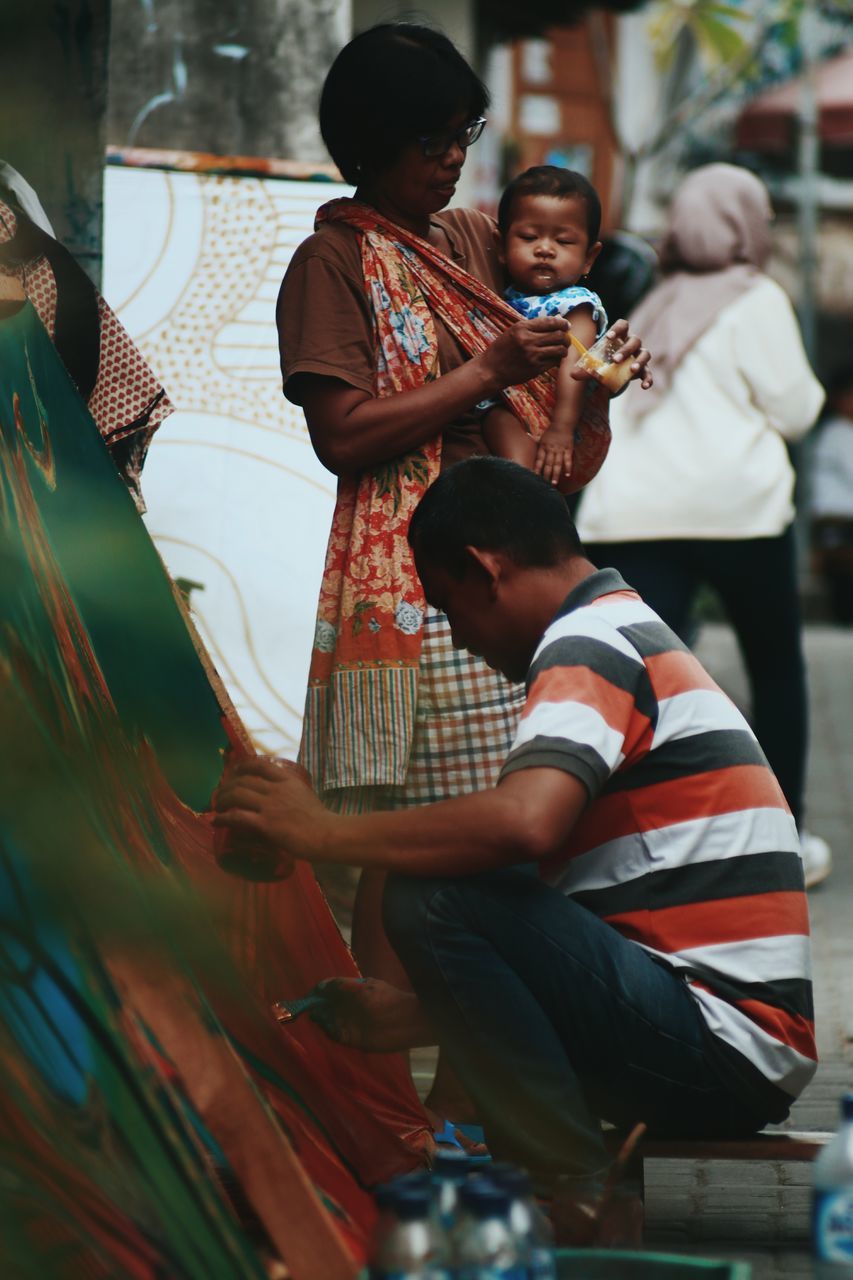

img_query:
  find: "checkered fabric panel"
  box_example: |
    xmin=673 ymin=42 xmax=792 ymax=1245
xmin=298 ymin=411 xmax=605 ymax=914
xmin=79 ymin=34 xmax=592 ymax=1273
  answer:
xmin=325 ymin=607 xmax=525 ymax=814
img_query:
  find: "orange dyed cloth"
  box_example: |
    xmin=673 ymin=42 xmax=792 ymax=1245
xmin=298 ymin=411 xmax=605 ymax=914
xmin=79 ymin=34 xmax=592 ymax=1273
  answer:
xmin=300 ymin=199 xmax=611 ymax=793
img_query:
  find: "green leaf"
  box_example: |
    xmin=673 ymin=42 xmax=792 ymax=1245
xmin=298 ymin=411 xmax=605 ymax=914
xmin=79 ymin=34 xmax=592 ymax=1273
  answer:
xmin=691 ymin=11 xmax=748 ymax=61
xmin=707 ymin=3 xmax=749 ymax=20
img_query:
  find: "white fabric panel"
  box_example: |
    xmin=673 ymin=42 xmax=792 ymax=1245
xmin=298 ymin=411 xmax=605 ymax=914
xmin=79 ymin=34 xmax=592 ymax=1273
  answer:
xmin=677 ymin=932 xmax=814 ymax=985
xmin=514 ymin=698 xmax=626 ymax=771
xmin=547 ymin=832 xmax=650 ymax=893
xmin=652 ymin=687 xmax=755 ymax=746
xmin=643 ymin=806 xmax=801 ymax=867
xmin=103 ymin=167 xmax=352 ymax=756
xmin=532 ymin=608 xmax=645 ymax=666
xmin=573 ymin=596 xmax=659 ymax=629
xmin=549 ymin=805 xmax=800 ymax=894
xmin=689 ymin=985 xmax=816 ymax=1096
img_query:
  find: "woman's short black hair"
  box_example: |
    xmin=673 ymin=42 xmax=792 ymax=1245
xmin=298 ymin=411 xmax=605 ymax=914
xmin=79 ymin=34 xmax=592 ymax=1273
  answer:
xmin=320 ymin=23 xmax=490 ymax=185
xmin=497 ymin=166 xmax=602 ymax=244
xmin=408 ymin=457 xmax=583 ymax=579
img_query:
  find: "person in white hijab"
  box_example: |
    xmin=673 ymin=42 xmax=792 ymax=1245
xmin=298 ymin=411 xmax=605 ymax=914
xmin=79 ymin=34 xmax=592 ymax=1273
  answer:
xmin=577 ymin=163 xmax=831 ymax=888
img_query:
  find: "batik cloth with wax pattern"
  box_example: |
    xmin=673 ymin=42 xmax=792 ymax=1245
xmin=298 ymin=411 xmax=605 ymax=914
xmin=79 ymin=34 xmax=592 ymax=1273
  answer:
xmin=299 ymin=198 xmax=611 ymax=794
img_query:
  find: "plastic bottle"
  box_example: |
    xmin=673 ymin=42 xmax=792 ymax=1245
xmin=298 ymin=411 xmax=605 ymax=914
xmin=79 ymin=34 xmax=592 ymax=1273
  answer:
xmin=430 ymin=1149 xmax=471 ymax=1232
xmin=368 ymin=1180 xmax=451 ymax=1279
xmin=451 ymin=1178 xmax=527 ymax=1280
xmin=813 ymin=1092 xmax=853 ymax=1273
xmin=489 ymin=1164 xmax=556 ymax=1280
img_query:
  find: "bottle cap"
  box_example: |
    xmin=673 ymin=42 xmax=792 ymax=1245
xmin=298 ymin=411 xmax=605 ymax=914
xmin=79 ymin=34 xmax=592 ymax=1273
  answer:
xmin=374 ymin=1172 xmax=430 ymax=1212
xmin=841 ymin=1092 xmax=853 ymax=1121
xmin=459 ymin=1178 xmax=510 ymax=1218
xmin=374 ymin=1182 xmax=399 ymax=1212
xmin=394 ymin=1184 xmax=432 ymax=1220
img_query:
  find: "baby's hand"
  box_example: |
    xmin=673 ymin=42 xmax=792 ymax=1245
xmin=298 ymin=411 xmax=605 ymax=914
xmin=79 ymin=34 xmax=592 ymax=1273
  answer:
xmin=534 ymin=427 xmax=574 ymax=487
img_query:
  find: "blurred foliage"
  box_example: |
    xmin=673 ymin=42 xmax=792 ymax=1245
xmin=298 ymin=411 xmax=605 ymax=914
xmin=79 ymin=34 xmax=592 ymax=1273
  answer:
xmin=648 ymin=0 xmax=752 ymax=70
xmin=653 ymin=0 xmax=852 ymax=98
xmin=623 ymin=0 xmax=853 ymax=172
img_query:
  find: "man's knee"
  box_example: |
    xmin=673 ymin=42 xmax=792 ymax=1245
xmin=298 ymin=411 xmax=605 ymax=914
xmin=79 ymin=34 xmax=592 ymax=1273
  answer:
xmin=381 ymin=873 xmax=435 ymax=958
xmin=383 ymin=867 xmax=539 ymax=954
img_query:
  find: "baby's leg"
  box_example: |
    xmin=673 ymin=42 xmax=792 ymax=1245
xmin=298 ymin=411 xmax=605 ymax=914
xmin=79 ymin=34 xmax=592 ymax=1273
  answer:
xmin=482 ymin=406 xmax=537 ymax=469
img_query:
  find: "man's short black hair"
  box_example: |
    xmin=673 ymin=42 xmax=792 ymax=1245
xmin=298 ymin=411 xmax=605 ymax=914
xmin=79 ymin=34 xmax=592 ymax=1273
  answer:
xmin=320 ymin=24 xmax=490 ymax=186
xmin=408 ymin=457 xmax=584 ymax=578
xmin=497 ymin=166 xmax=602 ymax=244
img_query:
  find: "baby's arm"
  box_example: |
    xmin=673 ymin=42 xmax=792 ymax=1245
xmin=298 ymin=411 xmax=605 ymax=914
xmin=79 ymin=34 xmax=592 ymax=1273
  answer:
xmin=536 ymin=306 xmax=600 ymax=487
xmin=482 ymin=404 xmax=537 ymax=469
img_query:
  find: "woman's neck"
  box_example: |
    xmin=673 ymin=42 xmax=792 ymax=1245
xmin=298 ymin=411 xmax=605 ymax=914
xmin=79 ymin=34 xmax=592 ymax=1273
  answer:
xmin=354 ymin=185 xmax=432 ymax=240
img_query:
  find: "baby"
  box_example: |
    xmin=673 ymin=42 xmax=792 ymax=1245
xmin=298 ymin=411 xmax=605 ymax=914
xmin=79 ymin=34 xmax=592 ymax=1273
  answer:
xmin=483 ymin=165 xmax=606 ymax=486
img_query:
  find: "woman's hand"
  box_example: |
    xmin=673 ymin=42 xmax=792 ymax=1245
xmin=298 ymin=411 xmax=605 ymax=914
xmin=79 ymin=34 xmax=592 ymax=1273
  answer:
xmin=480 ymin=316 xmax=571 ymax=391
xmin=572 ymin=318 xmax=653 ymax=391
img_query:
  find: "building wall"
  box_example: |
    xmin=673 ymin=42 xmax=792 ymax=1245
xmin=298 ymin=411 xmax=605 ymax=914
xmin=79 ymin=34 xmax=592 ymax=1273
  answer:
xmin=352 ymin=0 xmax=474 ymax=62
xmin=108 ymin=0 xmax=350 ymax=163
xmin=351 ymin=0 xmax=479 ymax=210
xmin=507 ymin=22 xmax=618 ymax=230
xmin=0 ymin=0 xmax=110 ymax=283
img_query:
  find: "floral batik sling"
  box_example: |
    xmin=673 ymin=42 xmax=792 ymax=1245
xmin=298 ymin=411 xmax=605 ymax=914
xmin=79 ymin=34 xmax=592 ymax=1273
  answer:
xmin=299 ymin=198 xmax=611 ymax=794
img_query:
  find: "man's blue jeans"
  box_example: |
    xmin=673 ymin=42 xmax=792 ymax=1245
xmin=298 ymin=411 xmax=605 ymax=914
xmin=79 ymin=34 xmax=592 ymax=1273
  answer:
xmin=383 ymin=867 xmax=772 ymax=1182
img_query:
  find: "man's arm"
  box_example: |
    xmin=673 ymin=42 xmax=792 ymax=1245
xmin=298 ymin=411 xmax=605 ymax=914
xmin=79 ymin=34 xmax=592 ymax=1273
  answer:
xmin=212 ymin=759 xmax=589 ymax=877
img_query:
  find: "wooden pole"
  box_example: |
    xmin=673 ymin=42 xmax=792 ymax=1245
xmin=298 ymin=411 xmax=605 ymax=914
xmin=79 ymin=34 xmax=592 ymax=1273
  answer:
xmin=796 ymin=4 xmax=820 ymax=362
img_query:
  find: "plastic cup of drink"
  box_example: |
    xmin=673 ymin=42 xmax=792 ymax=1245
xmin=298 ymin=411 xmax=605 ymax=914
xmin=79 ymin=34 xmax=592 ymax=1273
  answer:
xmin=575 ymin=332 xmax=635 ymax=393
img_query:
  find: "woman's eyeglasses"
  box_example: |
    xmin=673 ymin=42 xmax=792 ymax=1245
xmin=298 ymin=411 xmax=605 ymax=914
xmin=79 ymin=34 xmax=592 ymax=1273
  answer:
xmin=418 ymin=117 xmax=487 ymax=158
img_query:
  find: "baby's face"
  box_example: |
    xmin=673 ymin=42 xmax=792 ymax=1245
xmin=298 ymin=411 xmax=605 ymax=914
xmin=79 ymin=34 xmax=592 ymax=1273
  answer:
xmin=501 ymin=193 xmax=599 ymax=296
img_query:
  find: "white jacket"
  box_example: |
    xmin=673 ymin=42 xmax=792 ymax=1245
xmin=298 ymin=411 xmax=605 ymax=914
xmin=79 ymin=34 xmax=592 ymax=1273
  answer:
xmin=577 ymin=277 xmax=825 ymax=542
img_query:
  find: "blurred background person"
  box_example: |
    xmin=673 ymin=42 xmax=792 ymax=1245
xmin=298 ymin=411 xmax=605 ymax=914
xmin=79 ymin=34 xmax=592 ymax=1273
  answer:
xmin=576 ymin=163 xmax=831 ymax=889
xmin=810 ymin=368 xmax=853 ymax=627
xmin=585 ymin=229 xmax=658 ymax=336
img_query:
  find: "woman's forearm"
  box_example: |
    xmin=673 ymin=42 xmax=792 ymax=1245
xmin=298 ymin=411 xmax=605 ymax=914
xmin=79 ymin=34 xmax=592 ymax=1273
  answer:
xmin=302 ymin=356 xmax=503 ymax=474
xmin=301 ymin=316 xmax=575 ymax=475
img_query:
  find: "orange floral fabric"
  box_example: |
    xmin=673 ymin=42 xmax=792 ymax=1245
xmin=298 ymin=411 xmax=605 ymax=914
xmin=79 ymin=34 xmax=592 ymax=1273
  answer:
xmin=299 ymin=199 xmax=611 ymax=792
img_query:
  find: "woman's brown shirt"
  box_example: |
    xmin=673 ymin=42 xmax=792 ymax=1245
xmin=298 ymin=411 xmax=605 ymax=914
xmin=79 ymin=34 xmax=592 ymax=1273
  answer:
xmin=276 ymin=207 xmax=504 ymax=468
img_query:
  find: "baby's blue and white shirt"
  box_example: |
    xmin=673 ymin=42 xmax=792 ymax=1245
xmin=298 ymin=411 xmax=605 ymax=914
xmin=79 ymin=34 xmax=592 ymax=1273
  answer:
xmin=475 ymin=285 xmax=609 ymax=415
xmin=504 ymin=283 xmax=608 ymax=336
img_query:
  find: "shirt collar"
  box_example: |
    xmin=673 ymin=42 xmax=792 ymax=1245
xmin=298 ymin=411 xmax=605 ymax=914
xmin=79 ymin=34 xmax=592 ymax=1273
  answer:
xmin=552 ymin=567 xmax=634 ymax=621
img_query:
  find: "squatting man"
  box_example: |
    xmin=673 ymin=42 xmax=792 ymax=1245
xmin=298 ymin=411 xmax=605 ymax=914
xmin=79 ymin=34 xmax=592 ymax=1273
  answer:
xmin=213 ymin=457 xmax=815 ymax=1229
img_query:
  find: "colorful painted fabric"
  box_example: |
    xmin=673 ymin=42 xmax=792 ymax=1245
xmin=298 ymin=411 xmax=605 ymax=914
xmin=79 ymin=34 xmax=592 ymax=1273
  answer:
xmin=505 ymin=283 xmax=608 ymax=337
xmin=0 ymin=301 xmax=431 ymax=1276
xmin=301 ymin=198 xmax=612 ymax=792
